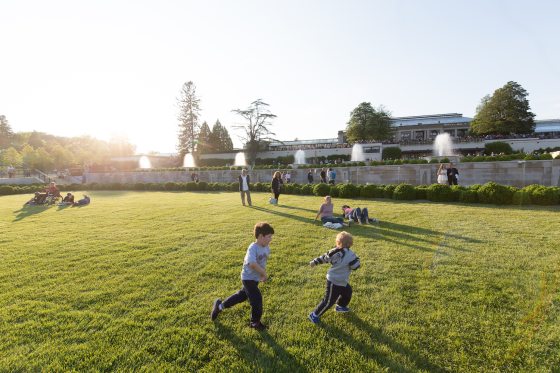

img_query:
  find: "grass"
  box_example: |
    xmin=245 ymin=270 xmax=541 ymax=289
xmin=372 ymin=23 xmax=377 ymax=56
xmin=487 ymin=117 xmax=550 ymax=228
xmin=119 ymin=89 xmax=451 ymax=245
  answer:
xmin=1 ymin=191 xmax=559 ymax=372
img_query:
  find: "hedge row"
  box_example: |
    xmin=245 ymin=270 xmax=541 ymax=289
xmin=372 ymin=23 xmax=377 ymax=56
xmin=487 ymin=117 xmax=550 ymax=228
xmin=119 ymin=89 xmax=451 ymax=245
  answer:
xmin=2 ymin=181 xmax=559 ymax=206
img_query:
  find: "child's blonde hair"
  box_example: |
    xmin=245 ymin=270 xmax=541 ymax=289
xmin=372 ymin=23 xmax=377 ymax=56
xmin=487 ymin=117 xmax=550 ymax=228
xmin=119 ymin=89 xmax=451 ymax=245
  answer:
xmin=336 ymin=231 xmax=353 ymax=248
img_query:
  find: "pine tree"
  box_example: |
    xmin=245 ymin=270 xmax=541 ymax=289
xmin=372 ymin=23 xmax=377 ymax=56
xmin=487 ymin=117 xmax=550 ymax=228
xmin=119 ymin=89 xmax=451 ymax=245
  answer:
xmin=210 ymin=120 xmax=234 ymax=152
xmin=196 ymin=121 xmax=212 ymax=154
xmin=177 ymin=81 xmax=201 ymax=158
xmin=0 ymin=115 xmax=14 ymax=149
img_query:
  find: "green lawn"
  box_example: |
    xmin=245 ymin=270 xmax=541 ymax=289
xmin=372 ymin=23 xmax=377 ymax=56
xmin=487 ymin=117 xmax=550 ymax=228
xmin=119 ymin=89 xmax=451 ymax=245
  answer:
xmin=1 ymin=191 xmax=559 ymax=372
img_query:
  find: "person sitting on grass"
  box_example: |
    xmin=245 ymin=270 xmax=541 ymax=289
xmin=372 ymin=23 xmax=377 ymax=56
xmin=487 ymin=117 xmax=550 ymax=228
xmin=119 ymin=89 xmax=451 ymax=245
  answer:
xmin=73 ymin=195 xmax=90 ymax=206
xmin=315 ymin=196 xmax=345 ymax=225
xmin=25 ymin=192 xmax=47 ymax=205
xmin=341 ymin=205 xmax=378 ymax=224
xmin=211 ymin=222 xmax=274 ymax=331
xmin=308 ymin=231 xmax=361 ymax=324
xmin=59 ymin=193 xmax=75 ymax=205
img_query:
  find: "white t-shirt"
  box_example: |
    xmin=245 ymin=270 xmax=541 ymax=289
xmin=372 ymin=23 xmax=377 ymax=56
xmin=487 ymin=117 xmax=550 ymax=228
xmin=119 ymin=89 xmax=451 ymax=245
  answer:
xmin=241 ymin=175 xmax=249 ymax=191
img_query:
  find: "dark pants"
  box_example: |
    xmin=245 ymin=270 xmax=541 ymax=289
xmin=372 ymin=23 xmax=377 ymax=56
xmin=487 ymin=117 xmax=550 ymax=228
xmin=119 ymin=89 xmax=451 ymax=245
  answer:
xmin=321 ymin=216 xmax=344 ymax=224
xmin=313 ymin=280 xmax=352 ymax=316
xmin=350 ymin=207 xmax=369 ymax=222
xmin=448 ymin=177 xmax=458 ymax=185
xmin=273 ymin=191 xmax=280 ymax=201
xmin=223 ymin=280 xmax=263 ymax=323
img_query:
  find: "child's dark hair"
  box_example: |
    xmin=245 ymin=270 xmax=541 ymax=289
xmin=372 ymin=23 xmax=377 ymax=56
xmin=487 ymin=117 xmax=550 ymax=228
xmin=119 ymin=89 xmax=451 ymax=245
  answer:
xmin=254 ymin=222 xmax=274 ymax=238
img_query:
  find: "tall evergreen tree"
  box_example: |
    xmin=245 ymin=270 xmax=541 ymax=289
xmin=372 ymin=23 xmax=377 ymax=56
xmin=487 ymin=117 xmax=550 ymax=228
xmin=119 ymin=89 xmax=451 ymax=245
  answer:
xmin=210 ymin=120 xmax=234 ymax=152
xmin=345 ymin=103 xmax=393 ymax=143
xmin=196 ymin=121 xmax=212 ymax=154
xmin=470 ymin=81 xmax=535 ymax=135
xmin=0 ymin=115 xmax=14 ymax=149
xmin=177 ymin=81 xmax=201 ymax=157
xmin=232 ymin=99 xmax=276 ymax=164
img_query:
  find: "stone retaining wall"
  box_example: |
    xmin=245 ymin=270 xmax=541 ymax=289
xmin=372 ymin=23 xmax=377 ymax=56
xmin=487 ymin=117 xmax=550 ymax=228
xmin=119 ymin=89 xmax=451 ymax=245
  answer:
xmin=84 ymin=159 xmax=560 ymax=187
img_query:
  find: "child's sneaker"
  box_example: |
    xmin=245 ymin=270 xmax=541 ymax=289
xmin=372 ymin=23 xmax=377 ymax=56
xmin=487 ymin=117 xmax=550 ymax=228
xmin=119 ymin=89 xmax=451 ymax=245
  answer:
xmin=308 ymin=312 xmax=320 ymax=324
xmin=211 ymin=299 xmax=222 ymax=321
xmin=369 ymin=218 xmax=379 ymax=224
xmin=335 ymin=305 xmax=350 ymax=313
xmin=249 ymin=321 xmax=267 ymax=331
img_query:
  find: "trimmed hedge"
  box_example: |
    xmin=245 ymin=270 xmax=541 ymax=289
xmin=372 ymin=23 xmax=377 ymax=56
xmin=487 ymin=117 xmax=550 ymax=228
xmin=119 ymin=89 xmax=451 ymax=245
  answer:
xmin=2 ymin=180 xmax=559 ymax=206
xmin=393 ymin=184 xmax=416 ymax=200
xmin=477 ymin=182 xmax=515 ymax=205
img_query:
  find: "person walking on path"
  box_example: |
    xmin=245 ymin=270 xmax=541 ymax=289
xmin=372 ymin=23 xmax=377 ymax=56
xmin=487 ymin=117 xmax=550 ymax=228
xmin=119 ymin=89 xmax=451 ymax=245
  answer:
xmin=239 ymin=169 xmax=252 ymax=206
xmin=307 ymin=170 xmax=314 ymax=184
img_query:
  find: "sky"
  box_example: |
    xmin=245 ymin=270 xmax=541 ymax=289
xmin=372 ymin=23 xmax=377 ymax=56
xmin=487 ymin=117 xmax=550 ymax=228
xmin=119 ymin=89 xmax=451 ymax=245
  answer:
xmin=1 ymin=0 xmax=559 ymax=154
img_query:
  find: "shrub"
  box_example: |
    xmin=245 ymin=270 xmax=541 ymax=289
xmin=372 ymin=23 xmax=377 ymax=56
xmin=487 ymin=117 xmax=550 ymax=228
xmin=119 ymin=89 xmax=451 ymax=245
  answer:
xmin=427 ymin=184 xmax=453 ymax=202
xmin=459 ymin=190 xmax=478 ymax=203
xmin=383 ymin=184 xmax=397 ymax=199
xmin=450 ymin=185 xmax=465 ymax=202
xmin=382 ymin=147 xmax=402 ymax=160
xmin=301 ymin=184 xmax=314 ymax=195
xmin=485 ymin=141 xmax=513 ymax=155
xmin=529 ymin=186 xmax=559 ymax=205
xmin=313 ymin=183 xmax=331 ymax=197
xmin=329 ymin=186 xmax=340 ymax=198
xmin=414 ymin=186 xmax=429 ymax=200
xmin=360 ymin=184 xmax=379 ymax=198
xmin=512 ymin=191 xmax=531 ymax=205
xmin=197 ymin=181 xmax=208 ymax=191
xmin=477 ymin=182 xmax=514 ymax=205
xmin=338 ymin=183 xmax=360 ymax=198
xmin=393 ymin=184 xmax=416 ymax=200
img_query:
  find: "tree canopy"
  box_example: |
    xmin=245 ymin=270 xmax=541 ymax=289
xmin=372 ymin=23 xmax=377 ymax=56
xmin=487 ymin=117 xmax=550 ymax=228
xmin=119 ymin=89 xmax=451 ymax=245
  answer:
xmin=232 ymin=99 xmax=276 ymax=164
xmin=345 ymin=103 xmax=393 ymax=143
xmin=0 ymin=115 xmax=14 ymax=149
xmin=470 ymin=81 xmax=535 ymax=136
xmin=209 ymin=120 xmax=233 ymax=153
xmin=177 ymin=81 xmax=201 ymax=157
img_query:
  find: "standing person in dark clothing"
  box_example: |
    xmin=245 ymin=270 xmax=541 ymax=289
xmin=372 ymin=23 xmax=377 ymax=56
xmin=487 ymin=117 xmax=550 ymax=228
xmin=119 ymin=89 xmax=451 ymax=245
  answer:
xmin=307 ymin=170 xmax=314 ymax=184
xmin=320 ymin=168 xmax=327 ymax=183
xmin=271 ymin=171 xmax=282 ymax=205
xmin=446 ymin=163 xmax=459 ymax=185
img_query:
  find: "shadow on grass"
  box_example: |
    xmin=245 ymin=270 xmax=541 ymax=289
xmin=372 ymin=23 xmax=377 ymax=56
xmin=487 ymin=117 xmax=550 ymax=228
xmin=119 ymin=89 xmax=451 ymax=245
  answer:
xmin=215 ymin=322 xmax=308 ymax=372
xmin=276 ymin=204 xmax=317 ymax=213
xmin=250 ymin=206 xmax=317 ymax=225
xmin=319 ymin=313 xmax=445 ymax=373
xmin=13 ymin=205 xmax=50 ymax=221
xmin=381 ymin=221 xmax=481 ymax=244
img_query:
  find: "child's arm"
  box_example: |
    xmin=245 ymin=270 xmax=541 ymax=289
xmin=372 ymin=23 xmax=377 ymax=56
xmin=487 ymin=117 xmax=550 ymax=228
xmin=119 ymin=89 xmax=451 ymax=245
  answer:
xmin=349 ymin=255 xmax=361 ymax=270
xmin=248 ymin=262 xmax=268 ymax=281
xmin=309 ymin=252 xmax=332 ymax=267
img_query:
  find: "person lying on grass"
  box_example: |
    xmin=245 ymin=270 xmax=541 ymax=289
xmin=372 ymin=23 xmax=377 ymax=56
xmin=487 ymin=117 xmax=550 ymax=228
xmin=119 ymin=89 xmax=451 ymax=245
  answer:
xmin=341 ymin=205 xmax=379 ymax=224
xmin=211 ymin=222 xmax=274 ymax=331
xmin=72 ymin=195 xmax=90 ymax=206
xmin=308 ymin=231 xmax=360 ymax=324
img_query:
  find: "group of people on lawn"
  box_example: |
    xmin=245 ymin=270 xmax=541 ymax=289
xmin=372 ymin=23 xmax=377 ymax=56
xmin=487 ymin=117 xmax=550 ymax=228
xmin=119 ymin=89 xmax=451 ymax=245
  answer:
xmin=25 ymin=181 xmax=90 ymax=206
xmin=239 ymin=169 xmax=378 ymax=225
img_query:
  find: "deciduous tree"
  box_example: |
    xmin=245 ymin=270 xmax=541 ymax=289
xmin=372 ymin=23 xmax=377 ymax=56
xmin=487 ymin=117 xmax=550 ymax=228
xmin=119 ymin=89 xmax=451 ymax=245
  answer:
xmin=470 ymin=81 xmax=535 ymax=135
xmin=232 ymin=99 xmax=276 ymax=164
xmin=345 ymin=103 xmax=393 ymax=143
